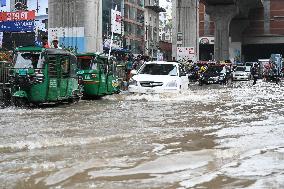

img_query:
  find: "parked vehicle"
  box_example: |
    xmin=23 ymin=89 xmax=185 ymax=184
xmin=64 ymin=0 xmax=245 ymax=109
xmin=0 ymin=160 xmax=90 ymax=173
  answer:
xmin=9 ymin=46 xmax=81 ymax=106
xmin=232 ymin=66 xmax=251 ymax=81
xmin=128 ymin=61 xmax=189 ymax=93
xmin=76 ymin=53 xmax=119 ymax=98
xmin=198 ymin=65 xmax=226 ymax=85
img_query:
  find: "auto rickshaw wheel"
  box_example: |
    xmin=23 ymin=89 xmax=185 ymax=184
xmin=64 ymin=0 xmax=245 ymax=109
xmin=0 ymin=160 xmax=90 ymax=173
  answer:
xmin=0 ymin=89 xmax=12 ymax=107
xmin=12 ymin=97 xmax=28 ymax=107
xmin=68 ymin=95 xmax=80 ymax=103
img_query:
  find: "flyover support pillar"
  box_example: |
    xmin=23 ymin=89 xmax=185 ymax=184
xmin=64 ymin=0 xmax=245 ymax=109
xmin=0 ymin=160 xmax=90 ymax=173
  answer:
xmin=172 ymin=0 xmax=199 ymax=61
xmin=207 ymin=5 xmax=238 ymax=61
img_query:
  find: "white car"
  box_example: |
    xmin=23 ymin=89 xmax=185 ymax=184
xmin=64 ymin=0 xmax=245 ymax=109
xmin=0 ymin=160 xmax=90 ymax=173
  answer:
xmin=128 ymin=61 xmax=189 ymax=93
xmin=232 ymin=66 xmax=251 ymax=81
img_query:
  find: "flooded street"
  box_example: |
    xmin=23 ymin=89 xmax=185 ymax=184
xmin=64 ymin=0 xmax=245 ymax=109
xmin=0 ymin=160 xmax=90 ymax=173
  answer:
xmin=1 ymin=81 xmax=284 ymax=189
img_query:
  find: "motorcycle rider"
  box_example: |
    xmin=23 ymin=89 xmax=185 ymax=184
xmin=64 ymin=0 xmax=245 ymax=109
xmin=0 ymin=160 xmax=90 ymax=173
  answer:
xmin=272 ymin=64 xmax=280 ymax=84
xmin=251 ymin=64 xmax=259 ymax=85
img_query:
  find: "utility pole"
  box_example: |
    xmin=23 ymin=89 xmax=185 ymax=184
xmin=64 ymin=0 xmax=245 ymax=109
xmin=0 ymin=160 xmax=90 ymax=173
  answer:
xmin=36 ymin=0 xmax=39 ymax=13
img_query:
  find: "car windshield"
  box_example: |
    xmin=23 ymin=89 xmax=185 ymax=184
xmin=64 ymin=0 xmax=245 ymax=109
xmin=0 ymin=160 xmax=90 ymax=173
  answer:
xmin=77 ymin=56 xmax=98 ymax=70
xmin=246 ymin=63 xmax=253 ymax=67
xmin=14 ymin=52 xmax=43 ymax=69
xmin=139 ymin=63 xmax=178 ymax=76
xmin=207 ymin=66 xmax=223 ymax=73
xmin=235 ymin=67 xmax=246 ymax=72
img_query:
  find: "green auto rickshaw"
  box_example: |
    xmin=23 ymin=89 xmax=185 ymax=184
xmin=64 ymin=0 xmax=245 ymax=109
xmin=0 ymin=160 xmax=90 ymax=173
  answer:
xmin=76 ymin=53 xmax=119 ymax=98
xmin=9 ymin=46 xmax=81 ymax=106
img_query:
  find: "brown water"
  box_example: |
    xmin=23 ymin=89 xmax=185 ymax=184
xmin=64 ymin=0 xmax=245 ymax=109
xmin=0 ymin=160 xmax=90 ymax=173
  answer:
xmin=1 ymin=81 xmax=284 ymax=189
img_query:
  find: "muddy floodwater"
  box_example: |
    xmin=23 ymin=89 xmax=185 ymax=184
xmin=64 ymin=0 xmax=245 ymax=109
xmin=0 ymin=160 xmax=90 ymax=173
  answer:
xmin=1 ymin=81 xmax=284 ymax=189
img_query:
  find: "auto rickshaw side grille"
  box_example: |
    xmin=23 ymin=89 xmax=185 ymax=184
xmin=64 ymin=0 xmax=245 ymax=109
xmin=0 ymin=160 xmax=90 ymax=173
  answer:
xmin=48 ymin=56 xmax=57 ymax=77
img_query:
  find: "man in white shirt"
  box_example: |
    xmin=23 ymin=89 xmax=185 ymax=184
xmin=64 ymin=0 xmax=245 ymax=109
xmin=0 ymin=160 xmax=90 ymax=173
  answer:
xmin=51 ymin=39 xmax=62 ymax=49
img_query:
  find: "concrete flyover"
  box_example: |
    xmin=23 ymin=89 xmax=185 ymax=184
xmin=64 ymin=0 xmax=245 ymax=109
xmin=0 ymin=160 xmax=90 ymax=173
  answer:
xmin=172 ymin=0 xmax=263 ymax=61
xmin=203 ymin=0 xmax=263 ymax=61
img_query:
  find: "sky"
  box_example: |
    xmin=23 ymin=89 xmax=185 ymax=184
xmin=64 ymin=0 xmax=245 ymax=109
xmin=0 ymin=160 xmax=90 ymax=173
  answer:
xmin=159 ymin=0 xmax=172 ymax=10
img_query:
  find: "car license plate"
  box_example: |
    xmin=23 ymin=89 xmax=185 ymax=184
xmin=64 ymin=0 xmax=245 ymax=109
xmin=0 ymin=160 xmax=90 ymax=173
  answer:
xmin=146 ymin=89 xmax=154 ymax=93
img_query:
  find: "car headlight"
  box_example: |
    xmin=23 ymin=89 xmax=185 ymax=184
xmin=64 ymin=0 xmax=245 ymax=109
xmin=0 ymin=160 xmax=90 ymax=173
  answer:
xmin=129 ymin=79 xmax=138 ymax=86
xmin=166 ymin=80 xmax=177 ymax=87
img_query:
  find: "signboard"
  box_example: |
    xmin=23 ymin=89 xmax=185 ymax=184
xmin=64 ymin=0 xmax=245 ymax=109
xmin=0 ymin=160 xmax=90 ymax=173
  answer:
xmin=177 ymin=32 xmax=183 ymax=46
xmin=111 ymin=9 xmax=122 ymax=34
xmin=199 ymin=37 xmax=214 ymax=45
xmin=157 ymin=52 xmax=164 ymax=61
xmin=0 ymin=20 xmax=35 ymax=32
xmin=0 ymin=11 xmax=35 ymax=21
xmin=104 ymin=38 xmax=122 ymax=49
xmin=49 ymin=27 xmax=85 ymax=53
xmin=177 ymin=47 xmax=195 ymax=62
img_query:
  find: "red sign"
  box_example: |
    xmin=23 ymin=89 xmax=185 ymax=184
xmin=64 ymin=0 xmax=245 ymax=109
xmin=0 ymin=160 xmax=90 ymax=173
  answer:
xmin=115 ymin=15 xmax=122 ymax=23
xmin=0 ymin=11 xmax=35 ymax=21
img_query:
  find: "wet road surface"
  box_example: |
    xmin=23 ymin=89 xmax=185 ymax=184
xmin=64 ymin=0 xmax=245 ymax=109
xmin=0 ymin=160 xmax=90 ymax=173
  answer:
xmin=1 ymin=80 xmax=284 ymax=189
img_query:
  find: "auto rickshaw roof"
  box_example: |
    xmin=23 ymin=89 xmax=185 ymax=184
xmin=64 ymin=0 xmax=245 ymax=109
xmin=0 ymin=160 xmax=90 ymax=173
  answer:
xmin=76 ymin=52 xmax=101 ymax=57
xmin=16 ymin=46 xmax=45 ymax=52
xmin=77 ymin=52 xmax=115 ymax=61
xmin=45 ymin=48 xmax=74 ymax=55
xmin=15 ymin=46 xmax=75 ymax=56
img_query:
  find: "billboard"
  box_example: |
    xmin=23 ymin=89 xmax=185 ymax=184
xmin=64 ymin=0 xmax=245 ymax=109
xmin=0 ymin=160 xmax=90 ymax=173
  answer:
xmin=49 ymin=27 xmax=85 ymax=53
xmin=177 ymin=47 xmax=195 ymax=62
xmin=0 ymin=20 xmax=35 ymax=32
xmin=111 ymin=9 xmax=122 ymax=34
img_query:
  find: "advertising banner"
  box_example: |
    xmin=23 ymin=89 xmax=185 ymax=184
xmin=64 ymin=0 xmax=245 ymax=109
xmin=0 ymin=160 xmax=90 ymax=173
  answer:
xmin=0 ymin=20 xmax=35 ymax=32
xmin=0 ymin=11 xmax=36 ymax=21
xmin=111 ymin=9 xmax=122 ymax=34
xmin=177 ymin=47 xmax=195 ymax=62
xmin=49 ymin=27 xmax=85 ymax=53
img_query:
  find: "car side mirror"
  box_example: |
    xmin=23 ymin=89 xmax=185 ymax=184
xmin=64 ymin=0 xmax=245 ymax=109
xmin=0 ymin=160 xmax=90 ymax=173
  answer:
xmin=130 ymin=70 xmax=137 ymax=75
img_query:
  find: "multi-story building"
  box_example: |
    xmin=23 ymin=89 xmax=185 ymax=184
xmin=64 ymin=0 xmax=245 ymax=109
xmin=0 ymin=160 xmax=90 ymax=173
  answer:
xmin=144 ymin=0 xmax=165 ymax=59
xmin=199 ymin=0 xmax=284 ymax=62
xmin=159 ymin=0 xmax=172 ymax=42
xmin=123 ymin=0 xmax=145 ymax=54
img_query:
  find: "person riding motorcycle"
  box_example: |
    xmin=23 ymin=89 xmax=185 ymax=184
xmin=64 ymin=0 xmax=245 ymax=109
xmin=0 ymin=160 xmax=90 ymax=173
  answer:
xmin=198 ymin=65 xmax=208 ymax=86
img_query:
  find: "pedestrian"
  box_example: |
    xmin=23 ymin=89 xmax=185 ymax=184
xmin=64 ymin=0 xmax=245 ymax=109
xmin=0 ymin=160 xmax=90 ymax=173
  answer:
xmin=251 ymin=64 xmax=259 ymax=85
xmin=42 ymin=36 xmax=50 ymax=48
xmin=126 ymin=59 xmax=133 ymax=81
xmin=51 ymin=39 xmax=62 ymax=49
xmin=272 ymin=64 xmax=279 ymax=84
